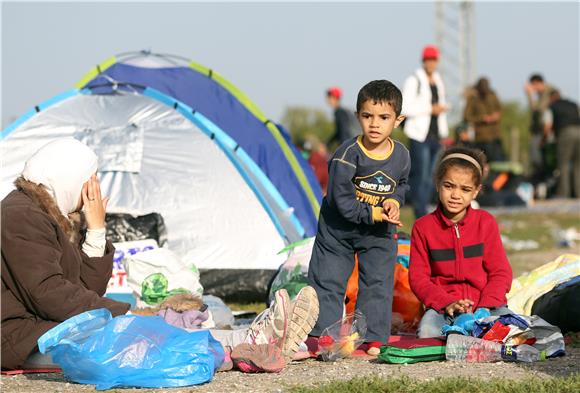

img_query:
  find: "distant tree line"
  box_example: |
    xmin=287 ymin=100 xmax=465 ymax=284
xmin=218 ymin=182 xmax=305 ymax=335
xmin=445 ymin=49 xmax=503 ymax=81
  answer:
xmin=281 ymin=101 xmax=532 ymax=167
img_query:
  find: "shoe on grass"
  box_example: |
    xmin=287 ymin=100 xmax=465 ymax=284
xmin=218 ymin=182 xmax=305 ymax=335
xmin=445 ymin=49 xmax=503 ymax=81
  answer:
xmin=282 ymin=286 xmax=320 ymax=362
xmin=365 ymin=341 xmax=384 ymax=356
xmin=231 ymin=343 xmax=286 ymax=373
xmin=217 ymin=346 xmax=233 ymax=372
xmin=246 ymin=289 xmax=290 ymax=347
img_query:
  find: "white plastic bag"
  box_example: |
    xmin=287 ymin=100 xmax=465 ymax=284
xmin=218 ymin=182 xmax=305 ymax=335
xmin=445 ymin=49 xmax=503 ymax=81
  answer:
xmin=123 ymin=248 xmax=203 ymax=308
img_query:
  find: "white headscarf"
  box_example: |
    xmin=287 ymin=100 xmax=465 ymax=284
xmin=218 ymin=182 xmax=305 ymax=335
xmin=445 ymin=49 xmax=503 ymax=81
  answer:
xmin=22 ymin=138 xmax=98 ymax=217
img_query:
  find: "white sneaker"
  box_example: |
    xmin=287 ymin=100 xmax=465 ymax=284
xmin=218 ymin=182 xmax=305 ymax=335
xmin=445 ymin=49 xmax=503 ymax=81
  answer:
xmin=246 ymin=289 xmax=290 ymax=347
xmin=282 ymin=286 xmax=319 ymax=362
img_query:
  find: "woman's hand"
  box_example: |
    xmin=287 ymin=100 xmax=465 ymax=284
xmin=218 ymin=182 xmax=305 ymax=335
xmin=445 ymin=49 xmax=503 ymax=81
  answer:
xmin=82 ymin=174 xmax=109 ymax=229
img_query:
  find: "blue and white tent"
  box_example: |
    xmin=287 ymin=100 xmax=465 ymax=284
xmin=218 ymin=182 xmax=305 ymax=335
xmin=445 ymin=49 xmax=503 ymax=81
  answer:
xmin=77 ymin=51 xmax=323 ymax=236
xmin=1 ymin=85 xmax=306 ymax=297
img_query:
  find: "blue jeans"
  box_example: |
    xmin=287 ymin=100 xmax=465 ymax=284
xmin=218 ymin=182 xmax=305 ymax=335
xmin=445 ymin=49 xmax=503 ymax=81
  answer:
xmin=417 ymin=306 xmax=514 ymax=338
xmin=409 ymin=138 xmax=441 ymax=218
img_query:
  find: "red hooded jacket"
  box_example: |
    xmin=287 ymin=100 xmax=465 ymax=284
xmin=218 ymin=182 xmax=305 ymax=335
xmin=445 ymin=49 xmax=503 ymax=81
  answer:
xmin=409 ymin=205 xmax=512 ymax=311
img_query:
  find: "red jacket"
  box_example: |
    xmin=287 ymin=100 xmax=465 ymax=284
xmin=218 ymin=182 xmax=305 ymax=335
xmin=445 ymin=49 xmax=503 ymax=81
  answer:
xmin=409 ymin=205 xmax=512 ymax=311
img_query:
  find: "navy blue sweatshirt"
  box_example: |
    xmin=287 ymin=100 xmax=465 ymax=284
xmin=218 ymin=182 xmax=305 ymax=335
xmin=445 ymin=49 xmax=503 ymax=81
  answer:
xmin=323 ymin=136 xmax=410 ymax=229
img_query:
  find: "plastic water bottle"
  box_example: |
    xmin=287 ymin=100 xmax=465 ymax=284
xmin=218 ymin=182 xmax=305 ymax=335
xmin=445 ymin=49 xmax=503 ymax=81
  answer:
xmin=500 ymin=344 xmax=546 ymax=363
xmin=446 ymin=335 xmax=545 ymax=363
xmin=446 ymin=334 xmax=502 ymax=362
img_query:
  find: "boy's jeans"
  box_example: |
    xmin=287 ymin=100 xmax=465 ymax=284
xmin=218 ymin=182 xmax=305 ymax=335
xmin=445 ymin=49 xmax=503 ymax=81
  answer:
xmin=417 ymin=306 xmax=513 ymax=338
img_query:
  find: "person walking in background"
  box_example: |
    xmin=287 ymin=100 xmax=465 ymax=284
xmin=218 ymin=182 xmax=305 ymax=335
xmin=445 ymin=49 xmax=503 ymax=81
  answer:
xmin=326 ymin=86 xmax=360 ymax=151
xmin=525 ymin=74 xmax=556 ymax=189
xmin=303 ymin=135 xmax=330 ymax=195
xmin=544 ymin=90 xmax=580 ymax=198
xmin=402 ymin=45 xmax=449 ymax=218
xmin=464 ymin=77 xmax=505 ymax=162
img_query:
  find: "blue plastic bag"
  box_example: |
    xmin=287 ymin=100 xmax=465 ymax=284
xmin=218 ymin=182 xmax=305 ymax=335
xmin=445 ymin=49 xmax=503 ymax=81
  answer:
xmin=37 ymin=308 xmax=224 ymax=390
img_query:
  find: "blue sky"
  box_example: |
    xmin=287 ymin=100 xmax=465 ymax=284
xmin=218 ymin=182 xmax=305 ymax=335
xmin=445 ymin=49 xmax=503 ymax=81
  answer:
xmin=2 ymin=1 xmax=579 ymax=128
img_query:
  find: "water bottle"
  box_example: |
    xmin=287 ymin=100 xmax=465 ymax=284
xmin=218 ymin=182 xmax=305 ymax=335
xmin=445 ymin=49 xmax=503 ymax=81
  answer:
xmin=446 ymin=334 xmax=503 ymax=362
xmin=446 ymin=335 xmax=546 ymax=363
xmin=500 ymin=344 xmax=546 ymax=363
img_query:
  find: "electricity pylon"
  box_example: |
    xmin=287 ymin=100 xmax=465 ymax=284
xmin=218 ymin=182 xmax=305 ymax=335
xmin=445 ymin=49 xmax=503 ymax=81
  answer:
xmin=435 ymin=0 xmax=477 ymax=127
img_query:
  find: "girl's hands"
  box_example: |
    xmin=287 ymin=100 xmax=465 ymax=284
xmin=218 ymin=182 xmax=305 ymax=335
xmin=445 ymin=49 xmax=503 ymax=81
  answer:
xmin=445 ymin=299 xmax=474 ymax=317
xmin=82 ymin=174 xmax=109 ymax=229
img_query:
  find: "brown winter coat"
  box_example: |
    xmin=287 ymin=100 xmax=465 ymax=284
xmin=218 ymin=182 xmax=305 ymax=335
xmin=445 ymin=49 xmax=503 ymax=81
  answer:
xmin=464 ymin=92 xmax=502 ymax=142
xmin=1 ymin=179 xmax=130 ymax=369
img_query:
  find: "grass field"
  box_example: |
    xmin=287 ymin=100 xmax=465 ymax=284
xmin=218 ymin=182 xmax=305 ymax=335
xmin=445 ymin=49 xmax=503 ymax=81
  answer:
xmin=288 ymin=375 xmax=580 ymax=393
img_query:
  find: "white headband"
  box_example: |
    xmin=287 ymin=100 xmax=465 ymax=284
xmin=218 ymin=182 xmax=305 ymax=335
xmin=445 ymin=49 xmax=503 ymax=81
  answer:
xmin=440 ymin=153 xmax=483 ymax=175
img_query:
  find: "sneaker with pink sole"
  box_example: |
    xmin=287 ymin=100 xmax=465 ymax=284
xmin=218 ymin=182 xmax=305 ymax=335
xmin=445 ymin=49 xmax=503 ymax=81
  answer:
xmin=231 ymin=343 xmax=286 ymax=373
xmin=282 ymin=286 xmax=320 ymax=362
xmin=246 ymin=289 xmax=291 ymax=347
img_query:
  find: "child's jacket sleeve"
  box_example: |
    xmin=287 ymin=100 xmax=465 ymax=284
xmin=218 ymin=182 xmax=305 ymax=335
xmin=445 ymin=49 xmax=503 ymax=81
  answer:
xmin=326 ymin=157 xmax=377 ymax=225
xmin=409 ymin=223 xmax=458 ymax=311
xmin=477 ymin=218 xmax=513 ymax=307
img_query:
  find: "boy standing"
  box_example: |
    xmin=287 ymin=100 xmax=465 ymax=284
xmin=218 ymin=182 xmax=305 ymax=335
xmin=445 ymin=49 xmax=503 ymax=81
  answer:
xmin=308 ymin=80 xmax=410 ymax=355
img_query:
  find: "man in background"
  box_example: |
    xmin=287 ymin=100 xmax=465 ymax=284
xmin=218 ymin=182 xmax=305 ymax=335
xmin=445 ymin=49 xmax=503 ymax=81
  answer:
xmin=326 ymin=86 xmax=360 ymax=150
xmin=401 ymin=45 xmax=449 ymax=218
xmin=525 ymin=74 xmax=556 ymax=193
xmin=544 ymin=90 xmax=580 ymax=198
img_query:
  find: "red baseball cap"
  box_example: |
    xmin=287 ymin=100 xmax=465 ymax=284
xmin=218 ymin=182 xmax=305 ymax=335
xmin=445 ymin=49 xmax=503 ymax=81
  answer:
xmin=422 ymin=45 xmax=439 ymax=60
xmin=327 ymin=86 xmax=342 ymax=99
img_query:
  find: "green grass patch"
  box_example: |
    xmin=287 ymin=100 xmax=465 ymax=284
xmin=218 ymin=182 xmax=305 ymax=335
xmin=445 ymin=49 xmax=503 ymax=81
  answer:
xmin=496 ymin=213 xmax=579 ymax=253
xmin=288 ymin=375 xmax=580 ymax=393
xmin=399 ymin=206 xmax=415 ymax=233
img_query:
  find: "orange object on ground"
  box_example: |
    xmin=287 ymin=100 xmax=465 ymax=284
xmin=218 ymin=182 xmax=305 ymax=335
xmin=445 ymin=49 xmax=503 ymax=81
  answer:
xmin=344 ymin=255 xmax=359 ymax=315
xmin=492 ymin=172 xmax=509 ymax=191
xmin=391 ymin=263 xmax=423 ymax=332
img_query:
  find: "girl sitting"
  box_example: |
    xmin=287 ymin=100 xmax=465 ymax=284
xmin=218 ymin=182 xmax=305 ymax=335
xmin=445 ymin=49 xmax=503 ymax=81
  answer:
xmin=409 ymin=146 xmax=513 ymax=338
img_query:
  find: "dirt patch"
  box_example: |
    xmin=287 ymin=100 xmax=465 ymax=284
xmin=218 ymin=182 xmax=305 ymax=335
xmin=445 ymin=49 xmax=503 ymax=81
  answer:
xmin=2 ymin=348 xmax=578 ymax=393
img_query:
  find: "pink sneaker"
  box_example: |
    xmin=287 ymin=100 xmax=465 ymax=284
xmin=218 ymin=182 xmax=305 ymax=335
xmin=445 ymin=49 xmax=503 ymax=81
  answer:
xmin=231 ymin=343 xmax=286 ymax=373
xmin=217 ymin=346 xmax=233 ymax=372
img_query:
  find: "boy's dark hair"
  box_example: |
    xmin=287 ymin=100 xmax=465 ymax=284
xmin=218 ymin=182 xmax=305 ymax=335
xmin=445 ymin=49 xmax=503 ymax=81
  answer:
xmin=434 ymin=146 xmax=487 ymax=188
xmin=356 ymin=80 xmax=403 ymax=116
xmin=529 ymin=74 xmax=544 ymax=83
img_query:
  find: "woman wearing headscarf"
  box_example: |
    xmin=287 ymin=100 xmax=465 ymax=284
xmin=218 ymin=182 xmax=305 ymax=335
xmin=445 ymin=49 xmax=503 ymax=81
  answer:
xmin=1 ymin=138 xmax=130 ymax=370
